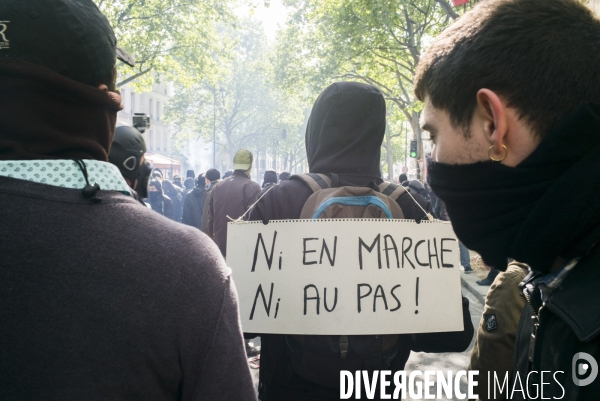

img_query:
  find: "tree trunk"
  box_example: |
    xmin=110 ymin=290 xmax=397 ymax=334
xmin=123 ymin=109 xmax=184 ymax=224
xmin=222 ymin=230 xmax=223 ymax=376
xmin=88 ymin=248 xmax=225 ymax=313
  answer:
xmin=225 ymin=126 xmax=234 ymax=171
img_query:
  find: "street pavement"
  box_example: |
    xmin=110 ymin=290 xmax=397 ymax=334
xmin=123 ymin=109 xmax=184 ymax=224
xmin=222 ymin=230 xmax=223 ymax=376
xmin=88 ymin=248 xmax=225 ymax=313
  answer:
xmin=461 ymin=269 xmax=490 ymax=305
xmin=402 ymin=289 xmax=484 ymax=401
xmin=247 ymin=286 xmax=487 ymax=400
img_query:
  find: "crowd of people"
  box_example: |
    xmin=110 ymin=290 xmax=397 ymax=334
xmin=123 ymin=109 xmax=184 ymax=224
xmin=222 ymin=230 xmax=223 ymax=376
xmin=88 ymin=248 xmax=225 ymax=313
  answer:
xmin=137 ymin=156 xmax=296 ymax=250
xmin=2 ymin=0 xmax=600 ymax=400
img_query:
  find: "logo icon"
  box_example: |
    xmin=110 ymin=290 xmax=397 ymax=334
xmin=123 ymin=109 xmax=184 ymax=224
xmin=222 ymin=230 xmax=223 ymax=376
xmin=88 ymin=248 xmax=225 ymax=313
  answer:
xmin=0 ymin=21 xmax=9 ymax=50
xmin=485 ymin=314 xmax=498 ymax=332
xmin=572 ymin=352 xmax=598 ymax=386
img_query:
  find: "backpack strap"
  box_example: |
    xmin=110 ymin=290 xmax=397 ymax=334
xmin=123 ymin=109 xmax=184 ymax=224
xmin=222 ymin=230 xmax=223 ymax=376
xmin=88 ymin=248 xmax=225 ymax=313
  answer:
xmin=291 ymin=173 xmax=332 ymax=193
xmin=378 ymin=182 xmax=408 ymax=201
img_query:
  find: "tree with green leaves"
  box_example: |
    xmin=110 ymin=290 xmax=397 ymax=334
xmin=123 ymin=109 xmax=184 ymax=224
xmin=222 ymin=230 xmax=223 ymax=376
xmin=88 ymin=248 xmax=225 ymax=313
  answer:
xmin=274 ymin=0 xmax=469 ymax=178
xmin=95 ymin=0 xmax=233 ymax=89
xmin=165 ymin=18 xmax=309 ymax=172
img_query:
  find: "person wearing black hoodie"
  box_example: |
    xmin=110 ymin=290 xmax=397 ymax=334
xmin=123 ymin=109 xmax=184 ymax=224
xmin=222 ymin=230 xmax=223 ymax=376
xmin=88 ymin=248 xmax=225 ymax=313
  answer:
xmin=162 ymin=179 xmax=183 ymax=222
xmin=249 ymin=82 xmax=474 ymax=400
xmin=183 ymin=175 xmax=196 ymax=198
xmin=201 ymin=169 xmax=221 ymax=235
xmin=262 ymin=169 xmax=278 ymax=189
xmin=182 ymin=173 xmax=207 ymax=230
xmin=148 ymin=179 xmax=174 ymax=219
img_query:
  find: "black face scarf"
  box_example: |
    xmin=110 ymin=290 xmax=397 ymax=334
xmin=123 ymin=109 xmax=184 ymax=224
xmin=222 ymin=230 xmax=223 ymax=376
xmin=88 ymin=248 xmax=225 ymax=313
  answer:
xmin=428 ymin=103 xmax=600 ymax=273
xmin=306 ymin=82 xmax=386 ymax=184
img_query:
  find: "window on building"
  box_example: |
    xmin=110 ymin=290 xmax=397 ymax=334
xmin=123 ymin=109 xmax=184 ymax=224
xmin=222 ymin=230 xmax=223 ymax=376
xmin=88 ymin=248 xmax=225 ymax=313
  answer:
xmin=157 ymin=101 xmax=161 ymax=121
xmin=149 ymin=98 xmax=154 ymax=119
xmin=121 ymin=88 xmax=127 ymax=109
xmin=131 ymin=92 xmax=135 ymax=114
xmin=148 ymin=130 xmax=153 ymax=151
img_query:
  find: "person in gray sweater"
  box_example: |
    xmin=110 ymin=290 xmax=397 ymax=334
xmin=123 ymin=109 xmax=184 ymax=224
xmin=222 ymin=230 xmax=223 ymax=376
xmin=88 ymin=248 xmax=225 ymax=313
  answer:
xmin=0 ymin=1 xmax=256 ymax=400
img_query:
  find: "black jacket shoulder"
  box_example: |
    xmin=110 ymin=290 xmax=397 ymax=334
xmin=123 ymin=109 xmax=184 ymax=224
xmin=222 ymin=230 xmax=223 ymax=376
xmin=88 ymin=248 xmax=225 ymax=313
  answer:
xmin=512 ymin=245 xmax=600 ymax=401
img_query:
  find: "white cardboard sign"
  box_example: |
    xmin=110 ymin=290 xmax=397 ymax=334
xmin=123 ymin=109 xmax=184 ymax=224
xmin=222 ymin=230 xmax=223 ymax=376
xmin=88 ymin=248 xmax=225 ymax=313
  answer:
xmin=226 ymin=219 xmax=464 ymax=335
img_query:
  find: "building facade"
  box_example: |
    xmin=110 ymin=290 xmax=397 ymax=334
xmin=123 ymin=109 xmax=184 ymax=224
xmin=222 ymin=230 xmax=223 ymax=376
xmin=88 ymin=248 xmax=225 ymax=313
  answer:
xmin=117 ymin=81 xmax=174 ymax=156
xmin=116 ymin=81 xmax=183 ymax=179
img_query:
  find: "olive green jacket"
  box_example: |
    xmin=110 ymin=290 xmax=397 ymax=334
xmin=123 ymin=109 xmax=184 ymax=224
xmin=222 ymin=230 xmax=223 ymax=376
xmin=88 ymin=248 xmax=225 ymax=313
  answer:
xmin=469 ymin=263 xmax=529 ymax=401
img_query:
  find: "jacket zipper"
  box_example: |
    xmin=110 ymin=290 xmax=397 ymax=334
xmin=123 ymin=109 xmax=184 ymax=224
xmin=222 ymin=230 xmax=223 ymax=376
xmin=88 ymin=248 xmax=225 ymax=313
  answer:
xmin=523 ymin=289 xmax=544 ymax=364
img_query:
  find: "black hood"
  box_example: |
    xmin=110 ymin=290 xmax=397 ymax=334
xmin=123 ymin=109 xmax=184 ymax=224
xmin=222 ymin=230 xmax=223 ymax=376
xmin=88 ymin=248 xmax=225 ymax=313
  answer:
xmin=192 ymin=186 xmax=205 ymax=197
xmin=306 ymin=82 xmax=386 ymax=181
xmin=184 ymin=177 xmax=195 ymax=189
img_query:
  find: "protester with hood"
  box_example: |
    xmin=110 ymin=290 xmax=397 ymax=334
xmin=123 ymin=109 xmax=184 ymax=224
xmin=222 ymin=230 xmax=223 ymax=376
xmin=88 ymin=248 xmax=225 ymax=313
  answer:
xmin=424 ymin=181 xmax=437 ymax=207
xmin=0 ymin=1 xmax=255 ymax=399
xmin=186 ymin=169 xmax=195 ymax=179
xmin=207 ymin=151 xmax=261 ymax=256
xmin=262 ymin=169 xmax=278 ymax=188
xmin=148 ymin=179 xmax=174 ymax=220
xmin=182 ymin=173 xmax=207 ymax=230
xmin=248 ymin=82 xmax=474 ymax=400
xmin=172 ymin=175 xmax=183 ymax=189
xmin=183 ymin=176 xmax=195 ymax=197
xmin=108 ymin=125 xmax=152 ymax=205
xmin=398 ymin=173 xmax=408 ymax=184
xmin=416 ymin=0 xmax=600 ymax=398
xmin=201 ymin=168 xmax=221 ymax=235
xmin=161 ymin=179 xmax=183 ymax=222
xmin=279 ymin=171 xmax=291 ymax=181
xmin=152 ymin=169 xmax=163 ymax=181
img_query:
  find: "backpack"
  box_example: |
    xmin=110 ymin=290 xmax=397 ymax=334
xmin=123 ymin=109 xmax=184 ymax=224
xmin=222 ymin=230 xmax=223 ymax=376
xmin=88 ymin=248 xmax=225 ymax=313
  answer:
xmin=285 ymin=173 xmax=409 ymax=388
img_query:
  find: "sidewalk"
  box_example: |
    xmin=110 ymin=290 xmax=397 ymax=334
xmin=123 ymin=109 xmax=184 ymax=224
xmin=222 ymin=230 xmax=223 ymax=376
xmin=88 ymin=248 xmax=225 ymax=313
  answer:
xmin=461 ymin=268 xmax=490 ymax=305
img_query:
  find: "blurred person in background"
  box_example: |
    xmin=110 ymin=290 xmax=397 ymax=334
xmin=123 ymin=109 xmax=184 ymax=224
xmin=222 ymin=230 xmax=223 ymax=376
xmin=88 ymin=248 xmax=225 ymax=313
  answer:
xmin=108 ymin=125 xmax=152 ymax=205
xmin=152 ymin=169 xmax=163 ymax=181
xmin=162 ymin=179 xmax=183 ymax=222
xmin=206 ymin=150 xmax=261 ymax=256
xmin=262 ymin=169 xmax=278 ymax=189
xmin=183 ymin=174 xmax=196 ymax=198
xmin=182 ymin=173 xmax=207 ymax=230
xmin=148 ymin=179 xmax=173 ymax=219
xmin=201 ymin=168 xmax=221 ymax=235
xmin=172 ymin=175 xmax=183 ymax=189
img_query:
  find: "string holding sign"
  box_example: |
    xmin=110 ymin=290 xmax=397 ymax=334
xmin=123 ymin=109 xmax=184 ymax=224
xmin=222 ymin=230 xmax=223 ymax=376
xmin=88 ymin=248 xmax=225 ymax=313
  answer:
xmin=227 ymin=183 xmax=277 ymax=224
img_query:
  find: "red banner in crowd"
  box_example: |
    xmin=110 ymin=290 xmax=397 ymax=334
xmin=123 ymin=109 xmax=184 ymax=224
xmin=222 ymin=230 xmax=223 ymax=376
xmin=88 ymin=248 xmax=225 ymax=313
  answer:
xmin=452 ymin=0 xmax=470 ymax=6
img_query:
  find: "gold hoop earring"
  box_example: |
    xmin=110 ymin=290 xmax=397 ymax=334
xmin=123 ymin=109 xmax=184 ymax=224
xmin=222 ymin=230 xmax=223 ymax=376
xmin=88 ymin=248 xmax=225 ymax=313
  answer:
xmin=488 ymin=144 xmax=508 ymax=162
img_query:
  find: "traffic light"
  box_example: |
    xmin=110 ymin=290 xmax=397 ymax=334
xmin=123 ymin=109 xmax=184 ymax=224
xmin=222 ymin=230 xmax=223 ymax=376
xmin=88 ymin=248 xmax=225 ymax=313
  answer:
xmin=409 ymin=140 xmax=418 ymax=158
